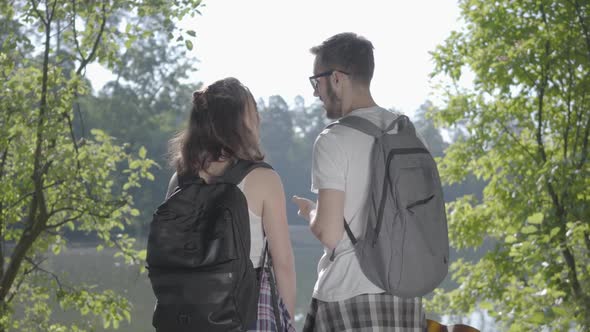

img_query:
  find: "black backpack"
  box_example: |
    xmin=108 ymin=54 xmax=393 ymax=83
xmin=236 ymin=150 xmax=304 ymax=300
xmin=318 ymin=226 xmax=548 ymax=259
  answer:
xmin=146 ymin=160 xmax=272 ymax=332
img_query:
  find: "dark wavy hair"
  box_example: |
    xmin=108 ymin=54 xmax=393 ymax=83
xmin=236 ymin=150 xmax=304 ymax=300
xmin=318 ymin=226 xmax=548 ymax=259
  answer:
xmin=310 ymin=32 xmax=375 ymax=85
xmin=169 ymin=77 xmax=264 ymax=176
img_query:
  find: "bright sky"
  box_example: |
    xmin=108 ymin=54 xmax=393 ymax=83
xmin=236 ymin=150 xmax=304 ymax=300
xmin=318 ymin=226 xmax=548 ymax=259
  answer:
xmin=90 ymin=0 xmax=466 ymax=117
xmin=185 ymin=0 xmax=465 ymax=116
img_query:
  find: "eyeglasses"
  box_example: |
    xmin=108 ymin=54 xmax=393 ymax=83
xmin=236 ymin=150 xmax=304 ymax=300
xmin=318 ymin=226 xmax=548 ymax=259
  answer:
xmin=309 ymin=70 xmax=350 ymax=91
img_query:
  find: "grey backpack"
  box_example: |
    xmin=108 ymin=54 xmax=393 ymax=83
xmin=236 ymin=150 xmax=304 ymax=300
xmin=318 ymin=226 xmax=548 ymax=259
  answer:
xmin=328 ymin=114 xmax=449 ymax=298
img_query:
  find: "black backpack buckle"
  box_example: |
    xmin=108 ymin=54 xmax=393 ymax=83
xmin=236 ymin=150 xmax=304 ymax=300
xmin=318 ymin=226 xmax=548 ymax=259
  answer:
xmin=177 ymin=313 xmax=191 ymax=325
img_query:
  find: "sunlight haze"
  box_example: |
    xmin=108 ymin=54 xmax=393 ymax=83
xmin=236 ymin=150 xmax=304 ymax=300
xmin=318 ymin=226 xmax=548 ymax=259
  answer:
xmin=90 ymin=0 xmax=464 ymax=116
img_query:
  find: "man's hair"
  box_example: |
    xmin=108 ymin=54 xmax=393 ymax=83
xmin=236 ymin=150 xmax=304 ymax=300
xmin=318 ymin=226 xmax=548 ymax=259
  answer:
xmin=310 ymin=32 xmax=375 ymax=85
xmin=168 ymin=77 xmax=264 ymax=176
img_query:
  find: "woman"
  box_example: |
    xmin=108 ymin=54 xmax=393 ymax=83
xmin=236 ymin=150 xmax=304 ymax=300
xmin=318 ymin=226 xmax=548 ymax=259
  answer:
xmin=167 ymin=77 xmax=296 ymax=326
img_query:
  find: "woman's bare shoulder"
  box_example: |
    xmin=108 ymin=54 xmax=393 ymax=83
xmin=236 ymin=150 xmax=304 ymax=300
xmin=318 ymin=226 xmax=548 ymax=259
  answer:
xmin=245 ymin=166 xmax=284 ymax=191
xmin=247 ymin=166 xmax=281 ymax=182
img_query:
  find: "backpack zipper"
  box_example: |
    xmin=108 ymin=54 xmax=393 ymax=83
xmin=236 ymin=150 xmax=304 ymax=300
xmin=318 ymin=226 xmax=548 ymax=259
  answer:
xmin=373 ymin=147 xmax=431 ymax=246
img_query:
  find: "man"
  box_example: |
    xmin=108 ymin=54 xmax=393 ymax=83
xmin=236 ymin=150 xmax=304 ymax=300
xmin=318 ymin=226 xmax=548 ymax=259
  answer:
xmin=292 ymin=32 xmax=426 ymax=331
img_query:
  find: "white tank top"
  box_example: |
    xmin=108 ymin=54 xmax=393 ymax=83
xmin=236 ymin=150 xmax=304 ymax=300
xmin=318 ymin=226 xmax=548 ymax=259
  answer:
xmin=237 ymin=180 xmax=265 ymax=268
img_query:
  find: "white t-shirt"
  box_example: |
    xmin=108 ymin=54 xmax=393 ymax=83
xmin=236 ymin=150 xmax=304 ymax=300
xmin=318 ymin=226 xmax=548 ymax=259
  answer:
xmin=310 ymin=106 xmax=402 ymax=302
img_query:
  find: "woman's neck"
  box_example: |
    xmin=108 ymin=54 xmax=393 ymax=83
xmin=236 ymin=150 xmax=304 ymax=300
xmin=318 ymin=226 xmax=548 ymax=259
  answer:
xmin=198 ymin=159 xmax=231 ymax=182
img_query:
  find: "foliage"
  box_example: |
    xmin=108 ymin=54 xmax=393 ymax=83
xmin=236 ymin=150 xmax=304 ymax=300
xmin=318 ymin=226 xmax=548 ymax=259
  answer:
xmin=0 ymin=0 xmax=201 ymax=330
xmin=79 ymin=15 xmax=201 ymax=237
xmin=259 ymin=96 xmax=329 ymax=224
xmin=427 ymin=0 xmax=590 ymax=330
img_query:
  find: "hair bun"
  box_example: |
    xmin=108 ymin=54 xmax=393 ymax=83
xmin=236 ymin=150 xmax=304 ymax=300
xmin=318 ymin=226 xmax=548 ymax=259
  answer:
xmin=192 ymin=90 xmax=208 ymax=110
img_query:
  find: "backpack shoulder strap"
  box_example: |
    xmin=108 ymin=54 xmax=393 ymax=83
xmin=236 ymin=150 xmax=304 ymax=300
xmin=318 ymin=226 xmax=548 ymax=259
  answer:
xmin=176 ymin=172 xmax=204 ymax=187
xmin=221 ymin=159 xmax=273 ymax=185
xmin=384 ymin=114 xmax=416 ymax=136
xmin=327 ymin=116 xmax=383 ymax=137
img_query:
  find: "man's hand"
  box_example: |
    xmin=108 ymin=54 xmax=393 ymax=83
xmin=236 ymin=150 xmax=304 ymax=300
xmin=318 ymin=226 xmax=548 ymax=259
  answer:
xmin=291 ymin=195 xmax=316 ymax=222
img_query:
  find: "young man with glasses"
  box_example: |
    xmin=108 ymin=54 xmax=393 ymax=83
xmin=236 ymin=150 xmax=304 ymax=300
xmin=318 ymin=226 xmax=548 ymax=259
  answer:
xmin=292 ymin=32 xmax=426 ymax=331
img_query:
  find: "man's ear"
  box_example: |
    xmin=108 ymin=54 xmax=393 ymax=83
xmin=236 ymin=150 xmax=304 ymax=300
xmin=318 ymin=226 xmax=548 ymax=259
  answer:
xmin=332 ymin=71 xmax=341 ymax=85
xmin=331 ymin=71 xmax=345 ymax=90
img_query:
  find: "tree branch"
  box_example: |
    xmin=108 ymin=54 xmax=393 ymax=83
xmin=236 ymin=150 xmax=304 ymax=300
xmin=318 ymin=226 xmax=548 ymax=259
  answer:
xmin=76 ymin=0 xmax=108 ymax=75
xmin=536 ymin=69 xmax=549 ymax=162
xmin=0 ymin=0 xmax=53 ymax=304
xmin=74 ymin=95 xmax=87 ymax=139
xmin=536 ymin=7 xmax=551 ymax=157
xmin=23 ymin=257 xmax=65 ymax=291
xmin=96 ymin=224 xmax=140 ymax=265
xmin=30 ymin=0 xmax=47 ymax=26
xmin=48 ymin=0 xmax=59 ymax=27
xmin=561 ymin=244 xmax=584 ymax=301
xmin=46 ymin=197 xmax=126 ymax=227
xmin=0 ymin=220 xmax=46 ymax=302
xmin=572 ymin=92 xmax=587 ymax=158
xmin=5 ymin=266 xmax=31 ymax=304
xmin=562 ymin=38 xmax=574 ymax=161
xmin=572 ymin=0 xmax=590 ymax=63
xmin=537 ymin=2 xmax=585 ymax=306
xmin=5 ymin=181 xmax=63 ymax=212
xmin=499 ymin=121 xmax=538 ymax=162
xmin=577 ymin=110 xmax=590 ymax=169
xmin=45 ymin=212 xmax=84 ymax=229
xmin=62 ymin=106 xmax=83 ymax=173
xmin=87 ymin=205 xmax=126 ymax=219
xmin=6 ymin=256 xmax=69 ymax=304
xmin=70 ymin=0 xmax=84 ymax=62
xmin=0 ymin=145 xmax=7 ymax=282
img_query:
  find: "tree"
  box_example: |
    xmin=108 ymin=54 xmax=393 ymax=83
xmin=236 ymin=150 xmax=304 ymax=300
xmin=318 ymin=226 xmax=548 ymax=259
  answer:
xmin=80 ymin=16 xmax=201 ymax=236
xmin=428 ymin=0 xmax=590 ymax=330
xmin=0 ymin=0 xmax=201 ymax=330
xmin=413 ymin=101 xmax=448 ymax=157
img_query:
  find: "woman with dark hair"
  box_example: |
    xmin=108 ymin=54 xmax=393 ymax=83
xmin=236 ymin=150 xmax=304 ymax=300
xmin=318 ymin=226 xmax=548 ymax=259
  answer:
xmin=166 ymin=77 xmax=296 ymax=329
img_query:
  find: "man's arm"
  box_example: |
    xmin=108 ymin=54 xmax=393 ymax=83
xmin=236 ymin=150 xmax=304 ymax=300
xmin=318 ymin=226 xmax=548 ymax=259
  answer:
xmin=293 ymin=188 xmax=345 ymax=249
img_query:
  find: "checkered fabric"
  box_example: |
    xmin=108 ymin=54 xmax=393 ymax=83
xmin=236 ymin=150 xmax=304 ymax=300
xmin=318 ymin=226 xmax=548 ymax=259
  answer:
xmin=248 ymin=266 xmax=295 ymax=332
xmin=302 ymin=293 xmax=426 ymax=332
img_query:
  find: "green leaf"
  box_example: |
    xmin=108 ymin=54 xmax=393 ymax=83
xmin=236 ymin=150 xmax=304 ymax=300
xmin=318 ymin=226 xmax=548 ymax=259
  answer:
xmin=185 ymin=40 xmax=193 ymax=51
xmin=479 ymin=301 xmax=494 ymax=310
xmin=528 ymin=213 xmax=543 ymax=224
xmin=522 ymin=225 xmax=537 ymax=234
xmin=552 ymin=306 xmax=568 ymax=317
xmin=129 ymin=160 xmax=141 ymax=169
xmin=505 ymin=234 xmax=517 ymax=243
xmin=186 ymin=30 xmax=196 ymax=37
xmin=529 ymin=311 xmax=546 ymax=324
xmin=549 ymin=227 xmax=560 ymax=239
xmin=139 ymin=146 xmax=147 ymax=159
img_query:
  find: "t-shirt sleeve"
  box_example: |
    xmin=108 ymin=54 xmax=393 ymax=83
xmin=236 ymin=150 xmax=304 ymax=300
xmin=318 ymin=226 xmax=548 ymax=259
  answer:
xmin=311 ymin=131 xmax=346 ymax=193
